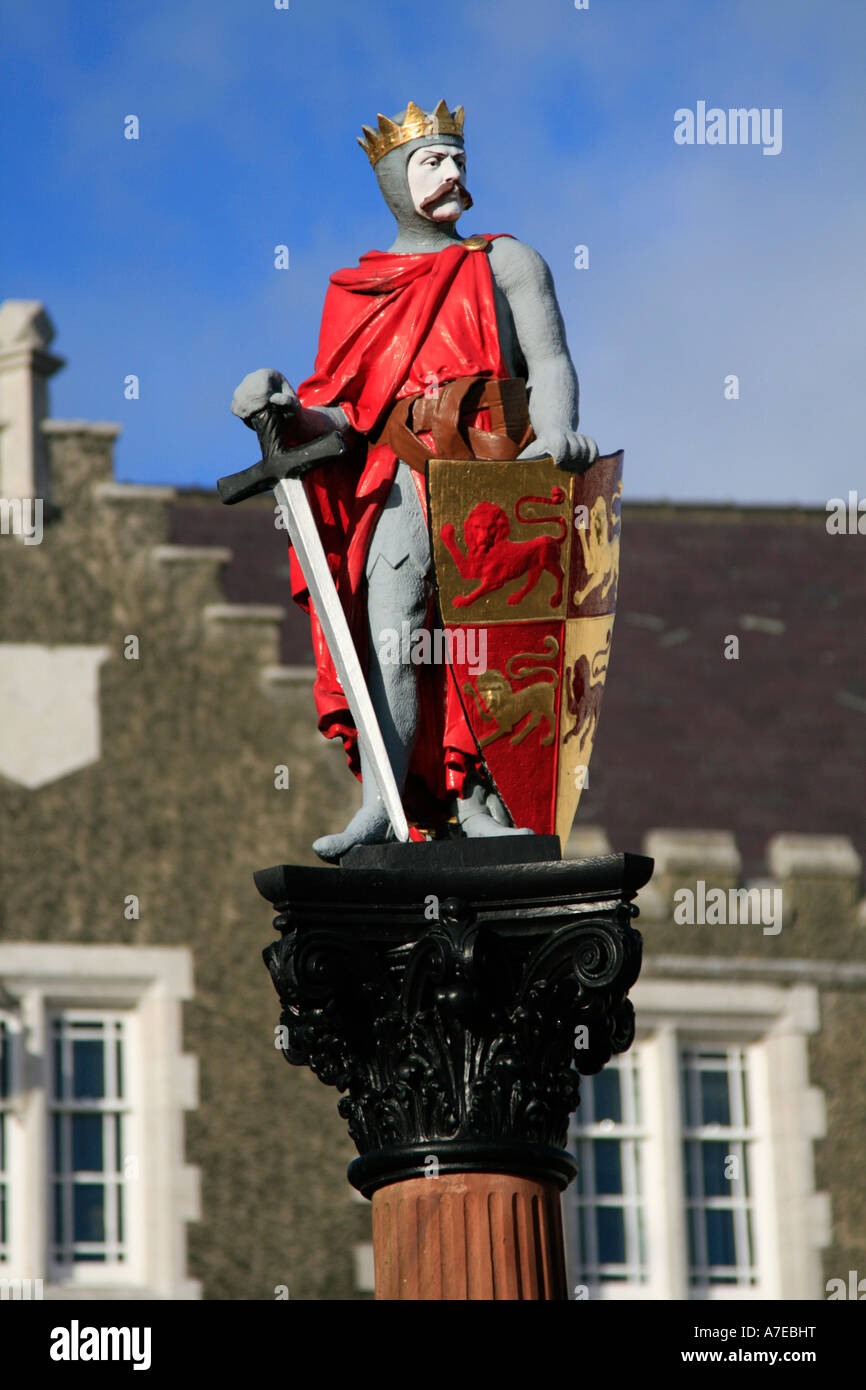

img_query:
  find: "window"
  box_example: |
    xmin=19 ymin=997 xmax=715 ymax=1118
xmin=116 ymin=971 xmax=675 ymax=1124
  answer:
xmin=50 ymin=1012 xmax=132 ymax=1275
xmin=0 ymin=945 xmax=199 ymax=1299
xmin=565 ymin=977 xmax=829 ymax=1300
xmin=571 ymin=1053 xmax=647 ymax=1288
xmin=682 ymin=1046 xmax=756 ymax=1291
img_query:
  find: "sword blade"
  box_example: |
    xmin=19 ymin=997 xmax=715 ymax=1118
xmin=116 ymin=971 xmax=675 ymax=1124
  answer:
xmin=274 ymin=474 xmax=410 ymax=843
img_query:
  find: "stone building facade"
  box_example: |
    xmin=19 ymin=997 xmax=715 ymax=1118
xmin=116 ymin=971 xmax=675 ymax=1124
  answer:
xmin=1 ymin=301 xmax=863 ymax=1300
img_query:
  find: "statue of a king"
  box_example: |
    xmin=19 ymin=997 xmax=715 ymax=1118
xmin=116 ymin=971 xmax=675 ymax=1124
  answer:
xmin=231 ymin=101 xmax=598 ymax=861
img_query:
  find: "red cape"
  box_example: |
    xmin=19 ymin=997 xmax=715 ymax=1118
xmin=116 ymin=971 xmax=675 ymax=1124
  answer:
xmin=291 ymin=235 xmax=512 ymax=822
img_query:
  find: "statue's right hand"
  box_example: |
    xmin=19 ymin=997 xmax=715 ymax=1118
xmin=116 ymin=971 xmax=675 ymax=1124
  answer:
xmin=231 ymin=369 xmax=298 ymax=423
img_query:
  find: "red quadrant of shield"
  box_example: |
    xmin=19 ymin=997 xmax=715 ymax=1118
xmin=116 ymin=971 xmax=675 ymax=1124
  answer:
xmin=448 ymin=621 xmax=564 ymax=834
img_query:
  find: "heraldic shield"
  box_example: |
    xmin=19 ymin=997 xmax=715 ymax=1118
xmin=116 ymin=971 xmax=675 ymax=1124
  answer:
xmin=428 ymin=451 xmax=623 ymax=846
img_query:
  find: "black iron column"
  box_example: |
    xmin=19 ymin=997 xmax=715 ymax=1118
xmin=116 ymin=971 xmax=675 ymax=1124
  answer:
xmin=259 ymin=838 xmax=651 ymax=1300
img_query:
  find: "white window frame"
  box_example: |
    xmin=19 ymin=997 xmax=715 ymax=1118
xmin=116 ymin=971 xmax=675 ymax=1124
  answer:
xmin=0 ymin=944 xmax=200 ymax=1300
xmin=568 ymin=1050 xmax=648 ymax=1291
xmin=680 ymin=1043 xmax=758 ymax=1291
xmin=48 ymin=1007 xmax=137 ymax=1281
xmin=564 ymin=976 xmax=829 ymax=1300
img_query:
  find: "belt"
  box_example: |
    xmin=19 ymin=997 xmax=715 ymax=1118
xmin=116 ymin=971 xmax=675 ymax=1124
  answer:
xmin=373 ymin=376 xmax=535 ymax=472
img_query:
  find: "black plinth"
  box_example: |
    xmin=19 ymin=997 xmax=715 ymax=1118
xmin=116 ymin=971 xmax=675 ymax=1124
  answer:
xmin=340 ymin=834 xmax=562 ymax=870
xmin=258 ymin=844 xmax=651 ymax=1199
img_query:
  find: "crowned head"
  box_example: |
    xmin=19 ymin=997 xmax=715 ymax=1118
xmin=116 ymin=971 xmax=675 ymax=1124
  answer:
xmin=358 ymin=100 xmax=472 ymax=237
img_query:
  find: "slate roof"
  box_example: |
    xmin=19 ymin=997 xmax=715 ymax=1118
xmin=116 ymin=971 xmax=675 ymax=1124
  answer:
xmin=170 ymin=495 xmax=866 ymax=877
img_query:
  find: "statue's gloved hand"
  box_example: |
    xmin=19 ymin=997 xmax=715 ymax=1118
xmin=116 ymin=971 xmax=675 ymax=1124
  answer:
xmin=231 ymin=369 xmax=298 ymax=425
xmin=518 ymin=430 xmax=599 ymax=473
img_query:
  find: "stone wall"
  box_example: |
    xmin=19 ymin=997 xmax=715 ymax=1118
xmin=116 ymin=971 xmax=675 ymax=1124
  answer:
xmin=2 ymin=305 xmax=862 ymax=1295
xmin=568 ymin=824 xmax=866 ymax=1289
xmin=0 ymin=417 xmax=368 ymax=1300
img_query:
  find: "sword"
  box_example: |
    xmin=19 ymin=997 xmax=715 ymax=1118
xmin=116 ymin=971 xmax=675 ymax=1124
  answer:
xmin=218 ymin=408 xmax=410 ymax=843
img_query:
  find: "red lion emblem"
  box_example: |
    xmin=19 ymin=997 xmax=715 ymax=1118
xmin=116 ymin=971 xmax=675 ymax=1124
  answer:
xmin=440 ymin=487 xmax=566 ymax=608
xmin=563 ymin=629 xmax=611 ymax=751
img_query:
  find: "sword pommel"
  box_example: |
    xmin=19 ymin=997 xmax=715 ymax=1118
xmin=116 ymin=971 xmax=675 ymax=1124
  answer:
xmin=217 ymin=430 xmax=347 ymax=505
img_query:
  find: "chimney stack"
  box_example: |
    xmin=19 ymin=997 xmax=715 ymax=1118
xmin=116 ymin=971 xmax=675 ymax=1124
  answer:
xmin=0 ymin=299 xmax=65 ymax=504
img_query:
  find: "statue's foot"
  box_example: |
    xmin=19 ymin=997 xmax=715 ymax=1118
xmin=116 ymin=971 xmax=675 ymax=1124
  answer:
xmin=460 ymin=812 xmax=534 ymax=838
xmin=312 ymin=805 xmax=391 ymax=864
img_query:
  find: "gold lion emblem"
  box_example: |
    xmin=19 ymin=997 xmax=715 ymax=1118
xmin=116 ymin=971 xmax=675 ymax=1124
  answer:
xmin=463 ymin=635 xmax=560 ymax=748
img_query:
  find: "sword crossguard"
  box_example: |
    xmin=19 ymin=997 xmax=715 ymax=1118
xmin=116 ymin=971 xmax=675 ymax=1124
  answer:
xmin=217 ymin=423 xmax=347 ymax=505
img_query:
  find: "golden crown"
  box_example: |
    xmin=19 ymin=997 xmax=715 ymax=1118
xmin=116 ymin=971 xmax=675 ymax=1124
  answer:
xmin=357 ymin=99 xmax=465 ymax=167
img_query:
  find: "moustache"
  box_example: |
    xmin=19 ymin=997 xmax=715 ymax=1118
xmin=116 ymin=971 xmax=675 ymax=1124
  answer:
xmin=420 ymin=179 xmax=473 ymax=212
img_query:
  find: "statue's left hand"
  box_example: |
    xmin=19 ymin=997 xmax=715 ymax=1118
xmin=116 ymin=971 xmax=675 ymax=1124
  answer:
xmin=518 ymin=430 xmax=599 ymax=472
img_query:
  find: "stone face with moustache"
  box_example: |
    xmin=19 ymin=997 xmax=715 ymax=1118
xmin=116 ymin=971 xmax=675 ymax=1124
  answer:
xmin=232 ymin=106 xmax=597 ymax=860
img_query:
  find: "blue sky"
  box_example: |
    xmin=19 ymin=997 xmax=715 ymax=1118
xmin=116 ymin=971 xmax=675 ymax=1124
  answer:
xmin=2 ymin=0 xmax=864 ymax=502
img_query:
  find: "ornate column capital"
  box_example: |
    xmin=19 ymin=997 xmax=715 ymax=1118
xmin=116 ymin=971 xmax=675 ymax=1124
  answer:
xmin=259 ymin=845 xmax=651 ymax=1199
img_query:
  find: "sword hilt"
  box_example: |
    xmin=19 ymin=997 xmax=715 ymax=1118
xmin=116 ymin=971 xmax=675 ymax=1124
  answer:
xmin=217 ymin=425 xmax=347 ymax=505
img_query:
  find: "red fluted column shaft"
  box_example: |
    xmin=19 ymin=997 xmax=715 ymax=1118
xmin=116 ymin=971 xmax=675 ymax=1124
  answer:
xmin=371 ymin=1171 xmax=569 ymax=1301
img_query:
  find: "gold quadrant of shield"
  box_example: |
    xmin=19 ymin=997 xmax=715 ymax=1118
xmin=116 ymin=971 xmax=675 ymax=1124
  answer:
xmin=555 ymin=613 xmax=615 ymax=844
xmin=428 ymin=456 xmax=573 ymax=625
